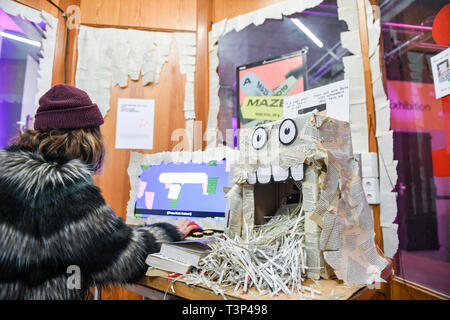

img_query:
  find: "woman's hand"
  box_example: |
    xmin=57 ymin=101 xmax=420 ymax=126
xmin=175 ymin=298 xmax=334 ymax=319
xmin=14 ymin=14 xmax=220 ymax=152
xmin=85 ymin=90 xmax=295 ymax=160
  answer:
xmin=173 ymin=218 xmax=198 ymax=239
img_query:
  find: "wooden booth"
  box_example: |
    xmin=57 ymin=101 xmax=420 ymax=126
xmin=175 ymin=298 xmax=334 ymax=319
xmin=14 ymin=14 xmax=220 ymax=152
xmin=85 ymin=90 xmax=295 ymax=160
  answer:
xmin=4 ymin=0 xmax=449 ymax=300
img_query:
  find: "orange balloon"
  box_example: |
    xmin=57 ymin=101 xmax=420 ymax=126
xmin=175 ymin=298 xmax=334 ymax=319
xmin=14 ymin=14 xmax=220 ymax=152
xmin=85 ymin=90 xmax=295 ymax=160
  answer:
xmin=432 ymin=3 xmax=450 ymax=45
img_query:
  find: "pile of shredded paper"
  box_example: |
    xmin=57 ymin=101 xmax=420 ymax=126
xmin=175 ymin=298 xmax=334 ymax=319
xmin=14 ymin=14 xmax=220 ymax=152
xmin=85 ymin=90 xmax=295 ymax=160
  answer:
xmin=183 ymin=203 xmax=321 ymax=298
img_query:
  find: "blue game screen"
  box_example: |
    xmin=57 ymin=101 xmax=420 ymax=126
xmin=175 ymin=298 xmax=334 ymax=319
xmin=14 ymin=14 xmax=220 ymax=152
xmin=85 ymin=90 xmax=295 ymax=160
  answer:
xmin=134 ymin=160 xmax=230 ymax=218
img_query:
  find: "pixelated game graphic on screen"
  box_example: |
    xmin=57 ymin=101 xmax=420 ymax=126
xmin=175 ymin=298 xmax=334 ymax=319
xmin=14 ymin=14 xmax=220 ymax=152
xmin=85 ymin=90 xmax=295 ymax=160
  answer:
xmin=134 ymin=160 xmax=230 ymax=218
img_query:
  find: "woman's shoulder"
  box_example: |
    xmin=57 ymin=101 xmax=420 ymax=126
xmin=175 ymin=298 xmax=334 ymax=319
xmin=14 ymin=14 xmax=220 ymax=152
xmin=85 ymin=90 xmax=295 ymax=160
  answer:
xmin=0 ymin=145 xmax=94 ymax=197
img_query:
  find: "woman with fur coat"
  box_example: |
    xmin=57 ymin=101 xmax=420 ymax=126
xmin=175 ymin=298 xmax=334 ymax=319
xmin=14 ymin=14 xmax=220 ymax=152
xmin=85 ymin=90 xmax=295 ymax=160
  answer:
xmin=0 ymin=84 xmax=196 ymax=299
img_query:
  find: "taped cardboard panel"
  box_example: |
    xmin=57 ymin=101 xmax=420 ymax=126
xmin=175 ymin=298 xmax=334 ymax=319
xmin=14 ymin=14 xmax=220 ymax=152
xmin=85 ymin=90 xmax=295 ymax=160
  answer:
xmin=206 ymin=43 xmax=221 ymax=149
xmin=370 ymin=45 xmax=382 ymax=83
xmin=366 ymin=14 xmax=399 ymax=258
xmin=76 ymin=26 xmax=173 ymax=117
xmin=337 ymin=0 xmax=370 ymax=156
xmin=340 ymin=30 xmax=361 ymax=55
xmin=382 ymin=223 xmax=399 ymax=259
xmin=337 ymin=6 xmax=359 ymax=31
xmin=379 ymin=192 xmax=397 ymax=227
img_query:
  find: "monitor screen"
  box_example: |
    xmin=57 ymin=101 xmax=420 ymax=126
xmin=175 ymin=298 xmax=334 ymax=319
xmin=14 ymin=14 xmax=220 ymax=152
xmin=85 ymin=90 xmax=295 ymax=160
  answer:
xmin=236 ymin=50 xmax=307 ymax=128
xmin=134 ymin=160 xmax=230 ymax=221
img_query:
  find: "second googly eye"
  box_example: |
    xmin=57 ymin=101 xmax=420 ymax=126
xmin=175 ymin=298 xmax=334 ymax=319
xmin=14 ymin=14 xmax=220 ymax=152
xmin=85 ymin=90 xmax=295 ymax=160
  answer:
xmin=252 ymin=127 xmax=268 ymax=150
xmin=279 ymin=119 xmax=298 ymax=145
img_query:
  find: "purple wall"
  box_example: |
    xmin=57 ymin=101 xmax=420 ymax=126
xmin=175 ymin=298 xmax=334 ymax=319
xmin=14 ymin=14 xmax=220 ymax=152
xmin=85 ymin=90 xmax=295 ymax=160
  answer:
xmin=0 ymin=59 xmax=26 ymax=148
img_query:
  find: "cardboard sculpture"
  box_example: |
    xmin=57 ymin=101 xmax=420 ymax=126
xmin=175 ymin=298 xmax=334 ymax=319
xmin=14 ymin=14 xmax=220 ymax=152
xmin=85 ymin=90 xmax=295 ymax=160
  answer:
xmin=225 ymin=112 xmax=388 ymax=285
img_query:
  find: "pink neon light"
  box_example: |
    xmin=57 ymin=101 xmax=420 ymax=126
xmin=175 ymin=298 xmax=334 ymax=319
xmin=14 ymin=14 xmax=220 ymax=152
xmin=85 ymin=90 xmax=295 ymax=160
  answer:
xmin=381 ymin=22 xmax=433 ymax=31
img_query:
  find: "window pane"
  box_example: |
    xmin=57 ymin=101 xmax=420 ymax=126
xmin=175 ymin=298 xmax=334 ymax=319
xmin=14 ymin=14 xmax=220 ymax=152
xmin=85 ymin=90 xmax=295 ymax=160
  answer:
xmin=380 ymin=0 xmax=450 ymax=295
xmin=0 ymin=9 xmax=43 ymax=148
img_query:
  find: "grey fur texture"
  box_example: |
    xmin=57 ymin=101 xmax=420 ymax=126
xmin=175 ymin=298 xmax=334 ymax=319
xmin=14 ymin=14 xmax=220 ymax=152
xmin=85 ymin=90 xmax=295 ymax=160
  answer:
xmin=0 ymin=146 xmax=182 ymax=299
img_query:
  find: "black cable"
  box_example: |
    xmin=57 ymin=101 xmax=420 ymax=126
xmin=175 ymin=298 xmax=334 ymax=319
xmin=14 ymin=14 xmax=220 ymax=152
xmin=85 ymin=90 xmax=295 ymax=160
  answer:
xmin=46 ymin=0 xmax=65 ymax=15
xmin=46 ymin=0 xmax=69 ymax=84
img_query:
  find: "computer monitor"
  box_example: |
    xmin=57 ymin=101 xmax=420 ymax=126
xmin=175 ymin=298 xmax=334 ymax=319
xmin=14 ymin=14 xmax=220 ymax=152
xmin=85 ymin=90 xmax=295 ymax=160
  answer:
xmin=134 ymin=160 xmax=230 ymax=230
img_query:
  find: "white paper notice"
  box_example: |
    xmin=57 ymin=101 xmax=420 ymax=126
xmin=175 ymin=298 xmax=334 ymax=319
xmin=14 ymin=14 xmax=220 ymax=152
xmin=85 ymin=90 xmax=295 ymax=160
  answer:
xmin=430 ymin=47 xmax=450 ymax=99
xmin=115 ymin=98 xmax=155 ymax=150
xmin=283 ymin=80 xmax=350 ymax=122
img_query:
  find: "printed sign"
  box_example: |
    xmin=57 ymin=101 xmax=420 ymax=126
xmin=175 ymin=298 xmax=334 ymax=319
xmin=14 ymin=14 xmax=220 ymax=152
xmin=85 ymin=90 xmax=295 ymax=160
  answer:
xmin=283 ymin=79 xmax=350 ymax=122
xmin=115 ymin=98 xmax=155 ymax=150
xmin=430 ymin=47 xmax=450 ymax=99
xmin=240 ymin=96 xmax=284 ymax=121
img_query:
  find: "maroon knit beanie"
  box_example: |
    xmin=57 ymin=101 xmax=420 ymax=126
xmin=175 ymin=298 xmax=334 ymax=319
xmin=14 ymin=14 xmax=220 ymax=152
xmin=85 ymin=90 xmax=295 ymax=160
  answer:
xmin=34 ymin=84 xmax=104 ymax=130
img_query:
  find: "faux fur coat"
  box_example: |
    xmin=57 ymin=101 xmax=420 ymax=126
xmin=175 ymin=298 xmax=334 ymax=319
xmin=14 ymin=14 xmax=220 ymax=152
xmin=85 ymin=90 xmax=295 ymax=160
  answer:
xmin=0 ymin=146 xmax=182 ymax=300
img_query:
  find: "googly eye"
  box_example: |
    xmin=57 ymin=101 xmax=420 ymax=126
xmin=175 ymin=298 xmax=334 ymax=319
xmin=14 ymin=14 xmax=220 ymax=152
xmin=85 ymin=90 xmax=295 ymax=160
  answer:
xmin=252 ymin=127 xmax=268 ymax=150
xmin=279 ymin=119 xmax=298 ymax=145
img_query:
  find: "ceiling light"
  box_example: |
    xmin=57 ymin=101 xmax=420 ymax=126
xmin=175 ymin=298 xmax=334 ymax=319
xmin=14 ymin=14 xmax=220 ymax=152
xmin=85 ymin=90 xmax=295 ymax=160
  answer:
xmin=0 ymin=30 xmax=41 ymax=47
xmin=291 ymin=18 xmax=324 ymax=48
